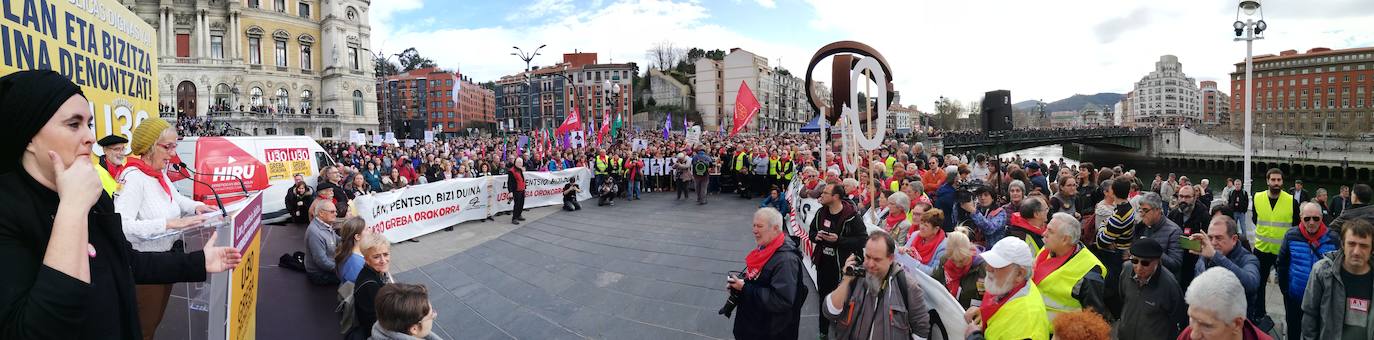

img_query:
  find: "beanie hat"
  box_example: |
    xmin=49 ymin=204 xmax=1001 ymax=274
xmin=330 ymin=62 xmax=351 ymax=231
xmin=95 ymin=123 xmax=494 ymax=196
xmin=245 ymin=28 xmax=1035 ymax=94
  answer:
xmin=0 ymin=70 xmax=84 ymax=174
xmin=130 ymin=117 xmax=171 ymax=156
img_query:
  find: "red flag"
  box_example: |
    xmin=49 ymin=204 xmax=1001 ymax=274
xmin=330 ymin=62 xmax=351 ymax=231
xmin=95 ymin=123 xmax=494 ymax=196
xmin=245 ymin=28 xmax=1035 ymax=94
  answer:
xmin=730 ymin=81 xmax=761 ymax=137
xmin=556 ymin=107 xmax=581 ymax=136
xmin=597 ymin=110 xmax=612 ymax=145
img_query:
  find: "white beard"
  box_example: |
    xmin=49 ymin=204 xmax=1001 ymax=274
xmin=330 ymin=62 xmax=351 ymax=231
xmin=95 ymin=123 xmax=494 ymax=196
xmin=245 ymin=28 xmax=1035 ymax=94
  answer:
xmin=984 ymin=274 xmax=1012 ymax=296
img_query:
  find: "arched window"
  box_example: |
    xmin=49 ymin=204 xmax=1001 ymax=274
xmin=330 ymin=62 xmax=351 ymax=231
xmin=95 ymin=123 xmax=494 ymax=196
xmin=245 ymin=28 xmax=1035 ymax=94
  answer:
xmin=214 ymin=83 xmax=231 ymax=111
xmin=352 ymin=90 xmax=364 ymax=116
xmin=250 ymin=87 xmax=263 ymax=107
xmin=275 ymin=88 xmax=290 ymax=113
xmin=300 ymin=90 xmax=313 ymax=113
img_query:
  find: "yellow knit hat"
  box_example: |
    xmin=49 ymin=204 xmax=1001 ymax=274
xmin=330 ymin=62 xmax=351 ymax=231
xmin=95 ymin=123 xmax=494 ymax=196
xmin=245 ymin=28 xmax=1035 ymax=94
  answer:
xmin=129 ymin=117 xmax=171 ymax=156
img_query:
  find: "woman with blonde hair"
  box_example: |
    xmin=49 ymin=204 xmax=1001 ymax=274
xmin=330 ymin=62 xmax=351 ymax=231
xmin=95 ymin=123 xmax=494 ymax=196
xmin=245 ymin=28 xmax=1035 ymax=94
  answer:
xmin=348 ymin=231 xmax=395 ymax=340
xmin=932 ymin=226 xmax=985 ymax=309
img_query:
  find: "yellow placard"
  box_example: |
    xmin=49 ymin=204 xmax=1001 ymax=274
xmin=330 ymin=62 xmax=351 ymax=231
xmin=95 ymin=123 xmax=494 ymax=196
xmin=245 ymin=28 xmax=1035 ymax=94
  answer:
xmin=229 ymin=226 xmax=260 ymax=340
xmin=0 ymin=0 xmax=159 ymax=141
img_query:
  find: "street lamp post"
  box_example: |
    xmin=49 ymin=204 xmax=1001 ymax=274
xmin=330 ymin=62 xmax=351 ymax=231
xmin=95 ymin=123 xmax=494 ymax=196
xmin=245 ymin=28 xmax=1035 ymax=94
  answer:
xmin=512 ymin=44 xmax=546 ymax=133
xmin=1234 ymin=0 xmax=1266 ymax=195
xmin=1262 ymin=123 xmax=1267 ymax=155
xmin=603 ymin=79 xmax=622 ymax=140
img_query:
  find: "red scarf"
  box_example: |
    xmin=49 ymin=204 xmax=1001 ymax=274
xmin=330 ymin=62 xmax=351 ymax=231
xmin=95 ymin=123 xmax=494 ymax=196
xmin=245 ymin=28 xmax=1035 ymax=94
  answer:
xmin=745 ymin=233 xmax=786 ymax=280
xmin=511 ymin=168 xmax=526 ymax=191
xmin=104 ymin=158 xmax=127 ymax=179
xmin=912 ymin=230 xmax=946 ymax=264
xmin=124 ymin=157 xmax=172 ymax=202
xmin=1009 ymin=214 xmax=1046 ymax=236
xmin=1032 ymin=246 xmax=1075 ymax=284
xmin=884 ymin=212 xmax=907 ymax=233
xmin=979 ymin=279 xmax=1029 ymax=323
xmin=942 ymin=257 xmax=973 ymax=296
xmin=1301 ymin=222 xmax=1329 ymax=247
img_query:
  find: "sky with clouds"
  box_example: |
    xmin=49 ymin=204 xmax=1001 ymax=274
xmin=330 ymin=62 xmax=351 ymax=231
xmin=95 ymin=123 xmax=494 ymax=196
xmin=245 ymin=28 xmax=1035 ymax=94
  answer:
xmin=371 ymin=0 xmax=1374 ymax=110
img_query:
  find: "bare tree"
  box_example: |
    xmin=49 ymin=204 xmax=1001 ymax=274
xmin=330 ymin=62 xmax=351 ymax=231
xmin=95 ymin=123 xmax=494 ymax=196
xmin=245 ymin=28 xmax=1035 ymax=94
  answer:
xmin=645 ymin=41 xmax=683 ymax=71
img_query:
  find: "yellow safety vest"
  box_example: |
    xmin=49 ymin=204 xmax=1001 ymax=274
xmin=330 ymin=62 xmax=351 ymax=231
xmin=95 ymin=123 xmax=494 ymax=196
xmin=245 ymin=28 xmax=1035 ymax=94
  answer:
xmin=985 ymin=282 xmax=1052 ymax=340
xmin=884 ymin=156 xmax=897 ymax=177
xmin=595 ymin=155 xmax=609 ymax=175
xmin=734 ymin=152 xmax=749 ymax=172
xmin=95 ymin=157 xmax=120 ymax=197
xmin=1254 ymin=191 xmax=1295 ymax=255
xmin=768 ymin=157 xmax=779 ymax=176
xmin=779 ymin=161 xmax=794 ymax=181
xmin=1034 ymin=246 xmax=1107 ymax=318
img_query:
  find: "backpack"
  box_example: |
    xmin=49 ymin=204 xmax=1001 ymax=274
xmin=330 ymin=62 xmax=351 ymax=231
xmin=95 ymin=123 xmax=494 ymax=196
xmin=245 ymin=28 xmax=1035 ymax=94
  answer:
xmin=335 ymin=279 xmax=379 ymax=335
xmin=693 ymin=158 xmax=709 ymax=176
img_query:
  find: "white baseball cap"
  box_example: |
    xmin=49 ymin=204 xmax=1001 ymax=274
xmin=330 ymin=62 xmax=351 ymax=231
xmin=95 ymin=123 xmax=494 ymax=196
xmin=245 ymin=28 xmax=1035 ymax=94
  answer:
xmin=982 ymin=237 xmax=1034 ymax=269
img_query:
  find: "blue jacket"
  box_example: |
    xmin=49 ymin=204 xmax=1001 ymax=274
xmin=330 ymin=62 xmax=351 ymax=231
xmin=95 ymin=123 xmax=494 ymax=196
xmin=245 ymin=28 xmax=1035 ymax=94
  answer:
xmin=1277 ymin=225 xmax=1338 ymax=300
xmin=934 ymin=183 xmax=957 ymax=228
xmin=760 ymin=192 xmax=790 ymax=213
xmin=1195 ymin=243 xmax=1263 ymax=321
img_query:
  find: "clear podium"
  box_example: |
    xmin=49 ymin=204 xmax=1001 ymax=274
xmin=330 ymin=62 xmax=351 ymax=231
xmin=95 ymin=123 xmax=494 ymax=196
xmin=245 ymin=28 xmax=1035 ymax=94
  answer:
xmin=172 ymin=192 xmax=264 ymax=340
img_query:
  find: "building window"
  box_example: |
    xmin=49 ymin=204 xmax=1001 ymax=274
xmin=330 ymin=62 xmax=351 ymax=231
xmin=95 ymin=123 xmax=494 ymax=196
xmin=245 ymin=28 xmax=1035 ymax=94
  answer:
xmin=176 ymin=34 xmax=190 ymax=57
xmin=322 ymin=127 xmax=333 ymax=138
xmin=265 ymin=128 xmax=276 ymax=135
xmin=353 ymin=90 xmax=364 ymax=116
xmin=274 ymin=40 xmax=287 ymax=67
xmin=348 ymin=47 xmax=359 ymax=70
xmin=294 ymin=128 xmax=306 ymax=136
xmin=249 ymin=0 xmax=260 ymax=8
xmin=248 ymin=37 xmax=261 ymax=64
xmin=250 ymin=87 xmax=263 ymax=106
xmin=300 ymin=90 xmax=312 ymax=113
xmin=275 ymin=88 xmax=289 ymax=113
xmin=275 ymin=0 xmax=286 ymax=12
xmin=300 ymin=46 xmax=311 ymax=70
xmin=210 ymin=35 xmax=223 ymax=59
xmin=298 ymin=2 xmax=310 ymax=18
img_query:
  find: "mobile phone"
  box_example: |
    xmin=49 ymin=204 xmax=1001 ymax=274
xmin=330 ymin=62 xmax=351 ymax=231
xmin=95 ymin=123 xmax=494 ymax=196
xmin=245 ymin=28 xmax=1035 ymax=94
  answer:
xmin=1179 ymin=236 xmax=1202 ymax=251
xmin=727 ymin=270 xmax=744 ymax=281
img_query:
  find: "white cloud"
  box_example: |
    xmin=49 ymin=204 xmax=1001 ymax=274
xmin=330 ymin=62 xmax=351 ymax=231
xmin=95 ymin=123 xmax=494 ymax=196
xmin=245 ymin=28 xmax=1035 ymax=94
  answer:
xmin=506 ymin=0 xmax=577 ymax=21
xmin=374 ymin=0 xmax=812 ymax=85
xmin=373 ymin=0 xmax=1374 ymax=114
xmin=756 ymin=0 xmax=777 ymax=8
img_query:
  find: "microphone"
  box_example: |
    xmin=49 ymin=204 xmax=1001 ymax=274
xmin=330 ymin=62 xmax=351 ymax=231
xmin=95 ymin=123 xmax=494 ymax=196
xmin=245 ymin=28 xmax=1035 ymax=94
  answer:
xmin=173 ymin=163 xmax=228 ymax=217
xmin=179 ymin=162 xmax=249 ymax=195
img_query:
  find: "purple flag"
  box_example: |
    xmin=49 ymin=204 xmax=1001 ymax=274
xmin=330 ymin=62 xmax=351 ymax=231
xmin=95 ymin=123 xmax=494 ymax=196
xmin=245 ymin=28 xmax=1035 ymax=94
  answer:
xmin=663 ymin=112 xmax=671 ymax=139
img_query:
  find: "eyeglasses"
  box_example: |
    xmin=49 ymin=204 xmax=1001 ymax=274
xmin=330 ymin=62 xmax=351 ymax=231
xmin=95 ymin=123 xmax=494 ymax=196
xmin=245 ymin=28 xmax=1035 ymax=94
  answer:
xmin=1303 ymin=216 xmax=1323 ymax=222
xmin=1138 ymin=207 xmax=1154 ymax=214
xmin=1177 ymin=195 xmax=1193 ymax=199
xmin=1129 ymin=258 xmax=1154 ymax=266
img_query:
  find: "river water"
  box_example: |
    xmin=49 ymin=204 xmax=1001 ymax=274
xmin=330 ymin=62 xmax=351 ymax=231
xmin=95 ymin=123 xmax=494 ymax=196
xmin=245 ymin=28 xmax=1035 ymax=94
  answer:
xmin=998 ymin=145 xmax=1353 ymax=199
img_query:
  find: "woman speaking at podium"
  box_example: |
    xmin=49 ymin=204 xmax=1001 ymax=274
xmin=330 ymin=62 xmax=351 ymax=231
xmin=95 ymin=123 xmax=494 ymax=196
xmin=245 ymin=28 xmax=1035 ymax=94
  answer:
xmin=114 ymin=116 xmax=221 ymax=339
xmin=0 ymin=70 xmax=243 ymax=340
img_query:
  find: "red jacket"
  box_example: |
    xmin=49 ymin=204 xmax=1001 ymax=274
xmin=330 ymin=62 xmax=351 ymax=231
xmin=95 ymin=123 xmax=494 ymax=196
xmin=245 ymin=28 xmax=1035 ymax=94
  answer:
xmin=626 ymin=160 xmax=643 ymax=182
xmin=394 ymin=160 xmax=418 ymax=183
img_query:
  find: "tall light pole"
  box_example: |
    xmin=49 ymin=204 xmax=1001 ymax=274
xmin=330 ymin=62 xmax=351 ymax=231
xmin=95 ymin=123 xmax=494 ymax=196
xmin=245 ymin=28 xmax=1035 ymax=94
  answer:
xmin=1234 ymin=0 xmax=1266 ymax=194
xmin=512 ymin=44 xmax=546 ymax=132
xmin=603 ymin=78 xmax=622 ymax=140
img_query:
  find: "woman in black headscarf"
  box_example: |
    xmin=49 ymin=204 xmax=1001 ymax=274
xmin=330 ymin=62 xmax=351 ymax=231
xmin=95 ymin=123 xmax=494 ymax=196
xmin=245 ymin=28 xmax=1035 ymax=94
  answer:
xmin=0 ymin=70 xmax=243 ymax=340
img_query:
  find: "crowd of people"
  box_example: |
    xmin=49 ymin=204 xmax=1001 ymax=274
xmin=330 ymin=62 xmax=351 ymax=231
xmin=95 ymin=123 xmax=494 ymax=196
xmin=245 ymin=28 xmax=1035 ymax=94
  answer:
xmin=174 ymin=116 xmax=240 ymax=137
xmin=937 ymin=126 xmax=1153 ymax=145
xmin=718 ymin=130 xmax=1374 ymax=340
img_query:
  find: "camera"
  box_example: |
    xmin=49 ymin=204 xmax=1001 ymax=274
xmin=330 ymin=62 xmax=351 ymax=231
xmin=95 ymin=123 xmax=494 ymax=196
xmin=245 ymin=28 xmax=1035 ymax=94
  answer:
xmin=955 ymin=181 xmax=989 ymax=205
xmin=844 ymin=256 xmax=866 ymax=278
xmin=718 ymin=271 xmax=743 ymax=317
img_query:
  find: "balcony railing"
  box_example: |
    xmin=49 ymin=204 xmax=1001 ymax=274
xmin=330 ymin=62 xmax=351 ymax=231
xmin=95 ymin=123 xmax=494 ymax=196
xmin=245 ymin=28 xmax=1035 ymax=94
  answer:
xmin=205 ymin=110 xmax=341 ymax=122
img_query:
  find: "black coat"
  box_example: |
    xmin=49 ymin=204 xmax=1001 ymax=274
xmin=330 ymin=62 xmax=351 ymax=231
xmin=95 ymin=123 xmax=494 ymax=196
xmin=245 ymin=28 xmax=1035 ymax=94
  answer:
xmin=285 ymin=186 xmax=313 ymax=224
xmin=732 ymin=237 xmax=806 ymax=340
xmin=507 ymin=167 xmax=524 ymax=193
xmin=0 ymin=170 xmax=207 ymax=340
xmin=347 ymin=265 xmax=388 ymax=340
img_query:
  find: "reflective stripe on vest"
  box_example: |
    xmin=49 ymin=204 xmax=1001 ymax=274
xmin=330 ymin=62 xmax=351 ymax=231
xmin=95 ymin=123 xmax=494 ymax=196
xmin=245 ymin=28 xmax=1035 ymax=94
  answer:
xmin=1026 ymin=235 xmax=1042 ymax=256
xmin=595 ymin=156 xmax=609 ymax=174
xmin=1034 ymin=247 xmax=1107 ymax=317
xmin=1254 ymin=191 xmax=1294 ymax=254
xmin=986 ymin=282 xmax=1052 ymax=340
xmin=734 ymin=153 xmax=749 ymax=171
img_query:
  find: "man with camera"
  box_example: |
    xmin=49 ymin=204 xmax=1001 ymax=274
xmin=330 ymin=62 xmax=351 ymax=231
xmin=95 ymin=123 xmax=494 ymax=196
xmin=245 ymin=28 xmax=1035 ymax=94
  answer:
xmin=823 ymin=230 xmax=931 ymax=340
xmin=809 ymin=183 xmax=869 ymax=338
xmin=725 ymin=208 xmax=806 ymax=340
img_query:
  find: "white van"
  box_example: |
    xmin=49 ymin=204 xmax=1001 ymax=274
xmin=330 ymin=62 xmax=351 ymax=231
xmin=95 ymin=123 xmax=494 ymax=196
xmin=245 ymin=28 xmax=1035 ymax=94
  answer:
xmin=171 ymin=136 xmax=336 ymax=222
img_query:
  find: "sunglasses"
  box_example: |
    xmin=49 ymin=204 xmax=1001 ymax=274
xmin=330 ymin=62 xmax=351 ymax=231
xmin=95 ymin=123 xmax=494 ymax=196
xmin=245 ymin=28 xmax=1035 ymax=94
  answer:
xmin=1303 ymin=216 xmax=1323 ymax=222
xmin=1129 ymin=258 xmax=1154 ymax=266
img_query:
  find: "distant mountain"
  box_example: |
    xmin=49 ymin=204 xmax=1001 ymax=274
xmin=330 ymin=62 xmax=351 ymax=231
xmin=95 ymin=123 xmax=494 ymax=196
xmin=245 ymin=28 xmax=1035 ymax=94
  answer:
xmin=1013 ymin=93 xmax=1124 ymax=112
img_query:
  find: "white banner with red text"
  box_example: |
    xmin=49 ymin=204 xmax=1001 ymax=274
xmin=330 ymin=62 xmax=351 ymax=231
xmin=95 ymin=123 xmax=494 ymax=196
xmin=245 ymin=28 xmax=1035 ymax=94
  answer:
xmin=352 ymin=167 xmax=592 ymax=242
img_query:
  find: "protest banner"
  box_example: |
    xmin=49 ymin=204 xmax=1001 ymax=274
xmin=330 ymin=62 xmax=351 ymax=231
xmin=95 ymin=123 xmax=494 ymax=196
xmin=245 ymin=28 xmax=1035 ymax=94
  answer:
xmin=491 ymin=167 xmax=593 ymax=213
xmin=351 ymin=167 xmax=593 ymax=242
xmin=0 ymin=0 xmax=160 ymax=145
xmin=352 ymin=177 xmax=491 ymax=242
